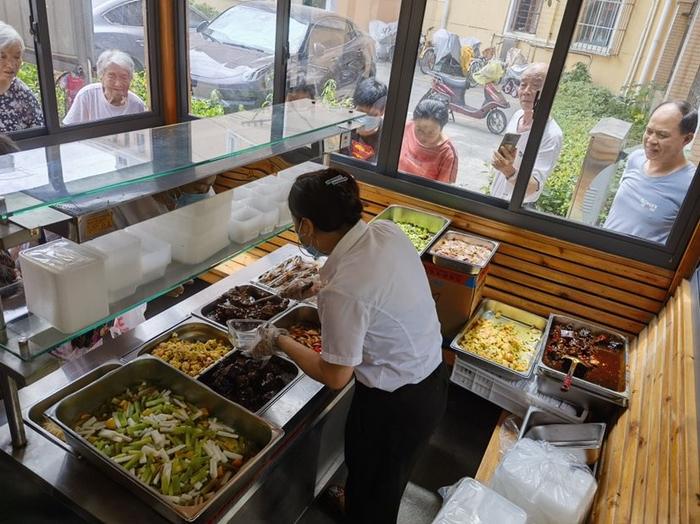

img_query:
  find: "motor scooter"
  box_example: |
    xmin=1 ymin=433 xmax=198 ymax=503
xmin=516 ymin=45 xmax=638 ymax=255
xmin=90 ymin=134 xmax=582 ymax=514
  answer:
xmin=420 ymin=71 xmax=510 ymax=134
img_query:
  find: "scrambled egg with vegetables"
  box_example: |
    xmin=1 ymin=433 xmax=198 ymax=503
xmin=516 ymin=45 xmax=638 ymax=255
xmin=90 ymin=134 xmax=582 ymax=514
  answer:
xmin=152 ymin=333 xmax=230 ymax=377
xmin=458 ymin=317 xmax=541 ymax=372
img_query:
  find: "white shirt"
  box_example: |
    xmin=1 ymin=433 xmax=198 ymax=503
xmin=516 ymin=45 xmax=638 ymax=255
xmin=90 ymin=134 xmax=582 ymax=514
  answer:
xmin=63 ymin=83 xmax=146 ymax=125
xmin=490 ymin=109 xmax=563 ymax=203
xmin=318 ymin=220 xmax=443 ymax=392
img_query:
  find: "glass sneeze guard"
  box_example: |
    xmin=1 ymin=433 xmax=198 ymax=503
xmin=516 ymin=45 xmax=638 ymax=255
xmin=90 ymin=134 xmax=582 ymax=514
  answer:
xmin=0 ymin=100 xmax=360 ymax=220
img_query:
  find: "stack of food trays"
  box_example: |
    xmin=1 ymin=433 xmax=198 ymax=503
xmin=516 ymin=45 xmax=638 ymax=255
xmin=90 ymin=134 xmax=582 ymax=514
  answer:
xmin=450 ymin=299 xmax=548 ymax=380
xmin=45 ymin=357 xmax=283 ymax=523
xmin=536 ymin=314 xmax=630 ymax=410
xmin=428 ymin=230 xmax=499 ymax=274
xmin=371 ymin=205 xmax=450 ymax=255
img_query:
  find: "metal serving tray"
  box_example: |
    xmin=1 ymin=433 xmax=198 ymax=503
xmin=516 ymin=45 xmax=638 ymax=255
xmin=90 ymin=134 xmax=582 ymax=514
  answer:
xmin=254 ymin=255 xmax=322 ymax=294
xmin=371 ymin=204 xmax=451 ymax=256
xmin=536 ymin=314 xmax=630 ymax=408
xmin=272 ymin=304 xmax=320 ymax=330
xmin=193 ymin=283 xmax=293 ymax=330
xmin=197 ymin=349 xmax=301 ymax=415
xmin=450 ymin=299 xmax=547 ymax=380
xmin=46 ymin=357 xmax=284 ymax=523
xmin=25 ymin=361 xmax=122 ymax=452
xmin=428 ymin=230 xmax=499 ymax=274
xmin=128 ymin=318 xmax=235 ymax=379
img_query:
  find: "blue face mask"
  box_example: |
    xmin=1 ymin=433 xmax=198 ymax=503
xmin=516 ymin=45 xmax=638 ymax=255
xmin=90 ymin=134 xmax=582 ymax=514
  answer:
xmin=175 ymin=192 xmax=209 ymax=209
xmin=295 ymin=223 xmax=324 ymax=259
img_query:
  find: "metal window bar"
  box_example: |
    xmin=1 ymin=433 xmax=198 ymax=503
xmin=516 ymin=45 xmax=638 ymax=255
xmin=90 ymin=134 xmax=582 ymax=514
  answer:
xmin=510 ymin=0 xmax=544 ymax=34
xmin=572 ymin=0 xmax=633 ymax=55
xmin=13 ymin=0 xmax=164 ymax=148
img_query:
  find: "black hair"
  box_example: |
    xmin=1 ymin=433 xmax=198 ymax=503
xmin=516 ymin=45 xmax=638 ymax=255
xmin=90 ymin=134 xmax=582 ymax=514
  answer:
xmin=288 ymin=168 xmax=363 ymax=232
xmin=413 ymin=99 xmax=449 ymax=128
xmin=0 ymin=134 xmax=19 ymax=155
xmin=353 ymin=78 xmax=388 ymax=111
xmin=653 ymin=100 xmax=698 ymax=135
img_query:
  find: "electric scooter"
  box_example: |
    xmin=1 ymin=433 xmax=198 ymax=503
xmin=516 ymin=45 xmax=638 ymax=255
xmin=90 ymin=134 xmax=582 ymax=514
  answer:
xmin=501 ymin=63 xmax=528 ymax=97
xmin=420 ymin=71 xmax=510 ymax=134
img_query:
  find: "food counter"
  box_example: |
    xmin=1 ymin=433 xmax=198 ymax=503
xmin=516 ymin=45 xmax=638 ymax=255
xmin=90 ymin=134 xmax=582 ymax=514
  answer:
xmin=0 ymin=244 xmax=352 ymax=523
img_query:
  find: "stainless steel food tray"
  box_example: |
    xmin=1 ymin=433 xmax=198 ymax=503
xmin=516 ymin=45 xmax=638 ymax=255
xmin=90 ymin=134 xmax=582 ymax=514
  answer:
xmin=254 ymin=255 xmax=322 ymax=294
xmin=536 ymin=314 xmax=630 ymax=408
xmin=25 ymin=361 xmax=122 ymax=452
xmin=126 ymin=318 xmax=235 ymax=379
xmin=45 ymin=357 xmax=284 ymax=523
xmin=428 ymin=230 xmax=499 ymax=274
xmin=192 ymin=283 xmax=294 ymax=330
xmin=197 ymin=350 xmax=301 ymax=415
xmin=272 ymin=304 xmax=320 ymax=330
xmin=450 ymin=299 xmax=547 ymax=380
xmin=371 ymin=205 xmax=451 ymax=256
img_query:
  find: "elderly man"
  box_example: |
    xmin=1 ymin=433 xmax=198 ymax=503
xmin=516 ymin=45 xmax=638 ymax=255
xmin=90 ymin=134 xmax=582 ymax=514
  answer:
xmin=604 ymin=101 xmax=697 ymax=244
xmin=490 ymin=62 xmax=563 ymax=203
xmin=63 ymin=49 xmax=145 ymax=125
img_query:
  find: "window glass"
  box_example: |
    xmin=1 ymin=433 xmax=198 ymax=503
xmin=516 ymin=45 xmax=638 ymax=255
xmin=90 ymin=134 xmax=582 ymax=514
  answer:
xmin=186 ymin=1 xmax=278 ymax=117
xmin=46 ymin=0 xmax=152 ymax=126
xmin=289 ymin=0 xmax=401 ymax=166
xmin=524 ymin=1 xmax=699 ymax=246
xmin=397 ymin=1 xmax=565 ymax=191
xmin=0 ymin=1 xmax=45 ymax=135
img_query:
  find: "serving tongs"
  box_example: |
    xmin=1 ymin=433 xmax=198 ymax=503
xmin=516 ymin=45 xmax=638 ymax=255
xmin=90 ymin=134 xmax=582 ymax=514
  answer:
xmin=560 ymin=355 xmax=591 ymax=392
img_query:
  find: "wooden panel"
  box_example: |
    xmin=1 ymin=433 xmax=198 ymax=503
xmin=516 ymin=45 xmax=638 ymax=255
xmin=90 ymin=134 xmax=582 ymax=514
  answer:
xmin=157 ymin=2 xmax=178 ymax=124
xmin=670 ymin=220 xmax=700 ymax=295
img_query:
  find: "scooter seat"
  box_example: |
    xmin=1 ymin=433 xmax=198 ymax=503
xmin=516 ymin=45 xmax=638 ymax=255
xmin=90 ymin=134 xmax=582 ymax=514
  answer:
xmin=433 ymin=72 xmax=470 ymax=90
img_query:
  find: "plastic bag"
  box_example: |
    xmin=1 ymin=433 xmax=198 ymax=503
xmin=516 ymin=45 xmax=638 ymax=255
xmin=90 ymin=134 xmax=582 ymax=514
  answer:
xmin=434 ymin=477 xmax=527 ymax=524
xmin=491 ymin=439 xmax=597 ymax=524
xmin=473 ymin=60 xmax=505 ymax=85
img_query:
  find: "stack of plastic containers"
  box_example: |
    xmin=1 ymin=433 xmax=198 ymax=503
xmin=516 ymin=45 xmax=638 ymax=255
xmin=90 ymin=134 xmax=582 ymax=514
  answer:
xmin=124 ymin=227 xmax=172 ymax=284
xmin=19 ymin=239 xmax=110 ymax=333
xmin=85 ymin=231 xmax=144 ymax=303
xmin=136 ymin=191 xmax=233 ymax=265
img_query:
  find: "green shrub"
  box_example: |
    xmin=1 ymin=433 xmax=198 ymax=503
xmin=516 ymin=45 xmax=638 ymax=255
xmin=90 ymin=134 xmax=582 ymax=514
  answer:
xmin=535 ymin=62 xmax=656 ymax=217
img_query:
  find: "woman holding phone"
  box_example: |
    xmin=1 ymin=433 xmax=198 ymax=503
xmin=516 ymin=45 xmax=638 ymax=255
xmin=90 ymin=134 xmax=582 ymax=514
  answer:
xmin=490 ymin=62 xmax=563 ymax=204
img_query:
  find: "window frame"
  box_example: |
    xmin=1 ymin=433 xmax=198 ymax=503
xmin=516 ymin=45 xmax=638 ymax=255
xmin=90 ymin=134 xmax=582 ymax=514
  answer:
xmin=571 ymin=0 xmax=625 ymax=55
xmin=507 ymin=0 xmax=545 ymax=35
xmin=8 ymin=0 xmax=163 ymax=150
xmin=173 ymin=0 xmax=700 ymax=270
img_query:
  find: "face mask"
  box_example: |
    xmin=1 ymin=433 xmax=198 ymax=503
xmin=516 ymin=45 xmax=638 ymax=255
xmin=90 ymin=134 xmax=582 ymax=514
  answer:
xmin=175 ymin=192 xmax=209 ymax=209
xmin=295 ymin=222 xmax=324 ymax=259
xmin=358 ymin=115 xmax=382 ymax=133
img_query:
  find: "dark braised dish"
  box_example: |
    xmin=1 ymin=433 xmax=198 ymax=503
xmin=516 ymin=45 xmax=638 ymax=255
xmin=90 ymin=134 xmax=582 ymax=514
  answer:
xmin=198 ymin=353 xmax=298 ymax=412
xmin=206 ymin=286 xmax=289 ymax=325
xmin=542 ymin=321 xmax=626 ymax=391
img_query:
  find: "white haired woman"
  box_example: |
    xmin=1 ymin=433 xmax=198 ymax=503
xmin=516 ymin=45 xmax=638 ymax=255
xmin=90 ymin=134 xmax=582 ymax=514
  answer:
xmin=0 ymin=21 xmax=44 ymax=133
xmin=63 ymin=49 xmax=145 ymax=125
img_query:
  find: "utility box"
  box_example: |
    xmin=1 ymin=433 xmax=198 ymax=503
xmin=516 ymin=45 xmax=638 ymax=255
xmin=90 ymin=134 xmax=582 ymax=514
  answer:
xmin=423 ymin=260 xmax=488 ymax=340
xmin=567 ymin=117 xmax=631 ymax=224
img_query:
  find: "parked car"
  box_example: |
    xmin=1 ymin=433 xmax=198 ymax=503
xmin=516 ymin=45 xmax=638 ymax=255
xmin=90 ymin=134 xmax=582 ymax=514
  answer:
xmin=92 ymin=0 xmax=208 ymax=70
xmin=189 ymin=1 xmax=376 ymax=111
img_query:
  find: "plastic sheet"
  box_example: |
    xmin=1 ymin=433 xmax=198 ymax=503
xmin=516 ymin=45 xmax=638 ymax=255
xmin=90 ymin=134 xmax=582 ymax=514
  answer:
xmin=491 ymin=438 xmax=597 ymax=524
xmin=434 ymin=477 xmax=527 ymax=524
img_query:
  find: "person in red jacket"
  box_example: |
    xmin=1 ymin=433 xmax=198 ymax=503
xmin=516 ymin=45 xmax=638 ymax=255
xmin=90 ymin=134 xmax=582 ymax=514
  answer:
xmin=399 ymin=98 xmax=458 ymax=184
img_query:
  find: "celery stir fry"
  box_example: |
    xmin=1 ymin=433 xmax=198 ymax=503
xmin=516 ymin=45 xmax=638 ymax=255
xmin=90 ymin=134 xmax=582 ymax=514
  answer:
xmin=395 ymin=221 xmax=433 ymax=252
xmin=73 ymin=382 xmax=257 ymax=506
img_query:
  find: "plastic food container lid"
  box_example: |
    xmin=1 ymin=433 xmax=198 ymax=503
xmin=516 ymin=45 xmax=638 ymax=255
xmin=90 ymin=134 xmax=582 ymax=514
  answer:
xmin=20 ymin=239 xmax=102 ymax=274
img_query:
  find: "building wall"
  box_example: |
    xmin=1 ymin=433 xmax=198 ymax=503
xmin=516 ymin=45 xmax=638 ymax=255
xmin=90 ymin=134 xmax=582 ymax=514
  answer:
xmin=654 ymin=1 xmax=695 ymax=87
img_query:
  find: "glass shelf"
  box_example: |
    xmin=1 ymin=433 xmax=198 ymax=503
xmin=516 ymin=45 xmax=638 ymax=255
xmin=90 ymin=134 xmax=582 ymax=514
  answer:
xmin=0 ymin=100 xmax=359 ymax=221
xmin=0 ymin=224 xmax=293 ymax=361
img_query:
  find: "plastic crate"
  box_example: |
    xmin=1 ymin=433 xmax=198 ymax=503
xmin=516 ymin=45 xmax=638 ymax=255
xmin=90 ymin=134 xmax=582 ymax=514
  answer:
xmin=451 ymin=356 xmax=587 ymax=422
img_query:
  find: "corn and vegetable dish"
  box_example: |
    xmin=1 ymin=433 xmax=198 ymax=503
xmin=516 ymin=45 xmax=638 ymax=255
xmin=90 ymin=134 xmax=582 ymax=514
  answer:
xmin=73 ymin=382 xmax=256 ymax=507
xmin=457 ymin=316 xmax=542 ymax=372
xmin=151 ymin=333 xmax=230 ymax=377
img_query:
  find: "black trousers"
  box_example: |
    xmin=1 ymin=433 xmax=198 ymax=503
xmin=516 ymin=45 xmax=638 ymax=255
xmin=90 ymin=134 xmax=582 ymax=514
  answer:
xmin=344 ymin=362 xmax=449 ymax=524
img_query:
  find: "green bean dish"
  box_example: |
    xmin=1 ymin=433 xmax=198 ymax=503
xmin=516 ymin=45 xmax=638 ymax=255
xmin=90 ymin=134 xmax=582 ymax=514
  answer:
xmin=72 ymin=382 xmax=257 ymax=507
xmin=395 ymin=221 xmax=433 ymax=252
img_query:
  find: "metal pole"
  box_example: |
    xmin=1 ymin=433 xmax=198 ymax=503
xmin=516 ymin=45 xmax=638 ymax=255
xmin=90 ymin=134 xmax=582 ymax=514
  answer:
xmin=0 ymin=369 xmax=27 ymax=448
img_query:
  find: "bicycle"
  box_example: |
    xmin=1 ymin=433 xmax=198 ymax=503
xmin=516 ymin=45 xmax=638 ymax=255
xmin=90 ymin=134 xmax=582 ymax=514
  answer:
xmin=418 ymin=26 xmax=436 ymax=74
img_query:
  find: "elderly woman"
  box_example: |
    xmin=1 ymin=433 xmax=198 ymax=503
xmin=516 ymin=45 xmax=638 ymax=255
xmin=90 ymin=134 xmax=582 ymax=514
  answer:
xmin=0 ymin=21 xmax=44 ymax=133
xmin=63 ymin=49 xmax=146 ymax=125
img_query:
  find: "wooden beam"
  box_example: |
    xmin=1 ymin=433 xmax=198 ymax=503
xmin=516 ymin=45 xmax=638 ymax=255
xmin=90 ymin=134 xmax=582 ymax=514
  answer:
xmin=157 ymin=1 xmax=178 ymax=124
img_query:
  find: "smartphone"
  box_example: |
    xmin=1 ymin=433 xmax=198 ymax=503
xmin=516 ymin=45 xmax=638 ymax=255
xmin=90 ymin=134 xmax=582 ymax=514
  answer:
xmin=499 ymin=132 xmax=521 ymax=152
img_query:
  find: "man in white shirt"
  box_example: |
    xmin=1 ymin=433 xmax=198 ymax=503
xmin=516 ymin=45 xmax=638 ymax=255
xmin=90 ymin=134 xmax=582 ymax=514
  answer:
xmin=63 ymin=49 xmax=146 ymax=125
xmin=489 ymin=63 xmax=563 ymax=204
